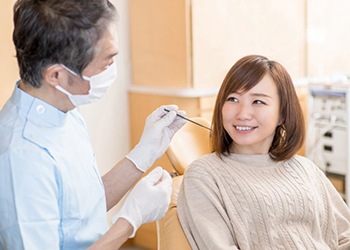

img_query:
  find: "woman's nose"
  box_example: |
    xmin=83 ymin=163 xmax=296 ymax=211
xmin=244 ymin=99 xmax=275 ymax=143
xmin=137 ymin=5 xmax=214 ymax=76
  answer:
xmin=235 ymin=103 xmax=252 ymax=120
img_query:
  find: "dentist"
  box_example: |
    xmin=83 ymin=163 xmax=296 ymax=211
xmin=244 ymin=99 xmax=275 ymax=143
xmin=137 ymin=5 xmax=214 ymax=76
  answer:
xmin=0 ymin=0 xmax=186 ymax=249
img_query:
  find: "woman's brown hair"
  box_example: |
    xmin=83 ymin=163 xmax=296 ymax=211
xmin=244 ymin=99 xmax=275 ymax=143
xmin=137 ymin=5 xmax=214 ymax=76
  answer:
xmin=211 ymin=55 xmax=305 ymax=161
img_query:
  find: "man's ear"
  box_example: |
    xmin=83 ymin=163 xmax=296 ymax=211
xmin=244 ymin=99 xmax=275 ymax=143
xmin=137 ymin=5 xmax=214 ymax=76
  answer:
xmin=43 ymin=64 xmax=64 ymax=87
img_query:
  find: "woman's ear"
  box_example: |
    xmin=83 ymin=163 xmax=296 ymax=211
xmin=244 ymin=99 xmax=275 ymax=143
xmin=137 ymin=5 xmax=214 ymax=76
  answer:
xmin=43 ymin=64 xmax=64 ymax=87
xmin=277 ymin=115 xmax=283 ymax=126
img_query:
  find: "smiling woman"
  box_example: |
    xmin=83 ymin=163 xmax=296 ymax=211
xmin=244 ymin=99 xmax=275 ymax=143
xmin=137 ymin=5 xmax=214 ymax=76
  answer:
xmin=177 ymin=55 xmax=350 ymax=250
xmin=211 ymin=55 xmax=305 ymax=161
xmin=222 ymin=73 xmax=280 ymax=155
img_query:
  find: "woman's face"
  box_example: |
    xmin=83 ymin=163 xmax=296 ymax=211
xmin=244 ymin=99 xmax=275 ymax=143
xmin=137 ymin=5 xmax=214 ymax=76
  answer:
xmin=222 ymin=74 xmax=280 ymax=155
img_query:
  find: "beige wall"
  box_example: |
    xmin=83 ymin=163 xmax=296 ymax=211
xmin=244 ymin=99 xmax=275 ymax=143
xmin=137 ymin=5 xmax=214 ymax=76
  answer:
xmin=0 ymin=0 xmax=18 ymax=108
xmin=190 ymin=0 xmax=306 ymax=88
xmin=129 ymin=0 xmax=307 ymax=90
xmin=307 ymin=0 xmax=350 ymax=77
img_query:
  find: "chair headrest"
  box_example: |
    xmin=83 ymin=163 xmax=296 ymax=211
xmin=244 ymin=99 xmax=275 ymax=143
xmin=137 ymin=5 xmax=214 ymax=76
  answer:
xmin=166 ymin=117 xmax=211 ymax=175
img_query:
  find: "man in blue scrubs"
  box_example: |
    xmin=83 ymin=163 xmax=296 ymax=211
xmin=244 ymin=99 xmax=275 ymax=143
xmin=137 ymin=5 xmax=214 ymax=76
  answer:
xmin=0 ymin=0 xmax=186 ymax=249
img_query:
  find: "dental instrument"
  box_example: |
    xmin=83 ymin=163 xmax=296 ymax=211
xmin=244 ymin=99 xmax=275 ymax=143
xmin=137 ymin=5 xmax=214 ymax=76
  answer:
xmin=164 ymin=108 xmax=212 ymax=131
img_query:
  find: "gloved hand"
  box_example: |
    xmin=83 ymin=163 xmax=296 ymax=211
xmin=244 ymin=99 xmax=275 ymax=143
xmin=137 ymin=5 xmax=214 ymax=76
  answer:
xmin=112 ymin=167 xmax=172 ymax=238
xmin=126 ymin=104 xmax=186 ymax=172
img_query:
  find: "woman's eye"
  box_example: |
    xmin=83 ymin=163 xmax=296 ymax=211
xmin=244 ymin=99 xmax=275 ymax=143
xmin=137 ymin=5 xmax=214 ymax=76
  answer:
xmin=227 ymin=96 xmax=238 ymax=102
xmin=254 ymin=100 xmax=266 ymax=105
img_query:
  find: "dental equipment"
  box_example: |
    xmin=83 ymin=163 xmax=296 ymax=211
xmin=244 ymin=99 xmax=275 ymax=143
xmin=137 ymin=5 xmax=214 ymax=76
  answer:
xmin=164 ymin=108 xmax=212 ymax=131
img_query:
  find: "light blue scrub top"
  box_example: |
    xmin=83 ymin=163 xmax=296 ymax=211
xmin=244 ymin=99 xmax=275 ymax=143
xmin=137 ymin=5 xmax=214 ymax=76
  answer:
xmin=0 ymin=83 xmax=108 ymax=249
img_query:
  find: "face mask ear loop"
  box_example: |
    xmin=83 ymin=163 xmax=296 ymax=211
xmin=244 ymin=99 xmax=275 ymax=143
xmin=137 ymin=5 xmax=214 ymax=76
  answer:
xmin=47 ymin=64 xmax=60 ymax=70
xmin=54 ymin=64 xmax=91 ymax=91
xmin=47 ymin=64 xmax=69 ymax=94
xmin=55 ymin=85 xmax=73 ymax=97
xmin=61 ymin=64 xmax=92 ymax=84
xmin=60 ymin=64 xmax=81 ymax=78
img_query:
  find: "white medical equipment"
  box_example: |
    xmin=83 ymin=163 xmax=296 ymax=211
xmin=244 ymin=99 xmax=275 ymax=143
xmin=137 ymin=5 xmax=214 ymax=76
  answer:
xmin=306 ymin=82 xmax=349 ymax=205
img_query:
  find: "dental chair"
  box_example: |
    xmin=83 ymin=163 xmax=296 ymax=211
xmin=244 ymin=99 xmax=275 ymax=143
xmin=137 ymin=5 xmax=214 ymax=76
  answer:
xmin=156 ymin=117 xmax=212 ymax=250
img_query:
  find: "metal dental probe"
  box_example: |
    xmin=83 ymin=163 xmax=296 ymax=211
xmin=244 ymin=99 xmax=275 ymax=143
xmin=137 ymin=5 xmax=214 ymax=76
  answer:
xmin=164 ymin=108 xmax=212 ymax=131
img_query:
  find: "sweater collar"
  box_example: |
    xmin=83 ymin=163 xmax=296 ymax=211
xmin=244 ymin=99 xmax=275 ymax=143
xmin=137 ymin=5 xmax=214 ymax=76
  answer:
xmin=226 ymin=153 xmax=281 ymax=168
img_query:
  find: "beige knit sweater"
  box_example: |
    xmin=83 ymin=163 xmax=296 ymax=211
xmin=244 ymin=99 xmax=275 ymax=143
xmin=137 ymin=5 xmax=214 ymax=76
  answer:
xmin=177 ymin=153 xmax=350 ymax=250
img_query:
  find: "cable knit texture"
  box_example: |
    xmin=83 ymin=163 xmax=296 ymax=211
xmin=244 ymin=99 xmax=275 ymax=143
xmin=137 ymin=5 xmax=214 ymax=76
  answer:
xmin=177 ymin=153 xmax=350 ymax=250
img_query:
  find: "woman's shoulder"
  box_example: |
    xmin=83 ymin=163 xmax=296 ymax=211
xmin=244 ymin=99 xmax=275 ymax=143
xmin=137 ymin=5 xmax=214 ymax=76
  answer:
xmin=291 ymin=154 xmax=318 ymax=167
xmin=189 ymin=152 xmax=221 ymax=166
xmin=288 ymin=154 xmax=323 ymax=175
xmin=184 ymin=153 xmax=220 ymax=175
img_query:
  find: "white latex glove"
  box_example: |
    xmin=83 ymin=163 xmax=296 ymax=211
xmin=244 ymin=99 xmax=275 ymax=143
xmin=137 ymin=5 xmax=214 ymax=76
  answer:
xmin=112 ymin=167 xmax=172 ymax=238
xmin=126 ymin=104 xmax=186 ymax=172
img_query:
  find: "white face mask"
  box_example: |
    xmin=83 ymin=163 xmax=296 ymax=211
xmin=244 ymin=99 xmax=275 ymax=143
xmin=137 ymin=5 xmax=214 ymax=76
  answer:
xmin=55 ymin=61 xmax=118 ymax=106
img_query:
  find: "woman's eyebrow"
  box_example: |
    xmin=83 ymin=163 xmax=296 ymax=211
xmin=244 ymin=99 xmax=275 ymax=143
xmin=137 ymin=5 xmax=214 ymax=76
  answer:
xmin=250 ymin=93 xmax=273 ymax=99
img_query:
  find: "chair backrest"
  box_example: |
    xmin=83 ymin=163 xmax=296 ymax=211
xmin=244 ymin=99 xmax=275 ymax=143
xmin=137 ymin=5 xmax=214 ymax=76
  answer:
xmin=157 ymin=117 xmax=212 ymax=250
xmin=156 ymin=175 xmax=191 ymax=250
xmin=166 ymin=117 xmax=212 ymax=175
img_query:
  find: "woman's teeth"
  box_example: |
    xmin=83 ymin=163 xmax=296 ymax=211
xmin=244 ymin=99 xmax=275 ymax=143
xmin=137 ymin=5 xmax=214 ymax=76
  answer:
xmin=235 ymin=126 xmax=254 ymax=131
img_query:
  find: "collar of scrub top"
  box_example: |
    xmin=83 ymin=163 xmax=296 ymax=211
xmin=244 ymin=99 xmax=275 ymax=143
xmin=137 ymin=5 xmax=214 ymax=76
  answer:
xmin=14 ymin=81 xmax=70 ymax=127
